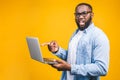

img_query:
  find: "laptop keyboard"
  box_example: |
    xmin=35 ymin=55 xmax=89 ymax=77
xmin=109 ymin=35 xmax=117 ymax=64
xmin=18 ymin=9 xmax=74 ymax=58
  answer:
xmin=43 ymin=58 xmax=55 ymax=62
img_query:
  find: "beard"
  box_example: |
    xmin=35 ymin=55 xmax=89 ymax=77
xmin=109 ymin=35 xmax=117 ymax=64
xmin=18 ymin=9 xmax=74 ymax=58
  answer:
xmin=76 ymin=16 xmax=92 ymax=31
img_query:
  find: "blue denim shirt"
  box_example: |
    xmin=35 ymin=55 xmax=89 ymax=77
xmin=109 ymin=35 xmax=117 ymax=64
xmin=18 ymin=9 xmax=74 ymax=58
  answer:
xmin=53 ymin=23 xmax=110 ymax=80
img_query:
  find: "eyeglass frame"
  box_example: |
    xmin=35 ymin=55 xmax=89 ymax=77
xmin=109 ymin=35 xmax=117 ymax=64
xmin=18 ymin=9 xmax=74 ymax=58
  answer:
xmin=74 ymin=11 xmax=92 ymax=18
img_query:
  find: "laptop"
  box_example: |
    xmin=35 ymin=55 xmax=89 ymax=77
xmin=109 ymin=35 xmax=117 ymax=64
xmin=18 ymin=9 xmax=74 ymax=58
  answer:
xmin=26 ymin=37 xmax=57 ymax=64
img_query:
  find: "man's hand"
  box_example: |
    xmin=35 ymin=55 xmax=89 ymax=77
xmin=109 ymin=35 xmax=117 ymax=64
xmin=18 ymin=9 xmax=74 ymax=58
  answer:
xmin=51 ymin=59 xmax=71 ymax=71
xmin=41 ymin=41 xmax=59 ymax=53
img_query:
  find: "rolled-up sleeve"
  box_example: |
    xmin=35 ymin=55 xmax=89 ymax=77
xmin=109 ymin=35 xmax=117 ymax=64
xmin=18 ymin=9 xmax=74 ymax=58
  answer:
xmin=53 ymin=47 xmax=68 ymax=60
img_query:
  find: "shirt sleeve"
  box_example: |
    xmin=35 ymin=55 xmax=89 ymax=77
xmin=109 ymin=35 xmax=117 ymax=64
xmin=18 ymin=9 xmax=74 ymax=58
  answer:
xmin=71 ymin=33 xmax=110 ymax=76
xmin=53 ymin=47 xmax=68 ymax=61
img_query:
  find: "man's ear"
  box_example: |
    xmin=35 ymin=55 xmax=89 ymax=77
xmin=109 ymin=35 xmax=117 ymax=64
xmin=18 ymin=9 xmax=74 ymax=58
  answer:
xmin=91 ymin=12 xmax=94 ymax=18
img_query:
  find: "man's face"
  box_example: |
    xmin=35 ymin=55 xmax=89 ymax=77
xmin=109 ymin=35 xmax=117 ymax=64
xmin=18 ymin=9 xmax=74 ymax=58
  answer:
xmin=75 ymin=5 xmax=93 ymax=30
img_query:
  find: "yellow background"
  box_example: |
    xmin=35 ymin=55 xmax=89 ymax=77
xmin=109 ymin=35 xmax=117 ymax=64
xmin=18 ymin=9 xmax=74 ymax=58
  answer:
xmin=0 ymin=0 xmax=119 ymax=80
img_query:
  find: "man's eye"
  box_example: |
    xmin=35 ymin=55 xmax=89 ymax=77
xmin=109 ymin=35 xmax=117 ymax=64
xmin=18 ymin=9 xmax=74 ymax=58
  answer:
xmin=82 ymin=12 xmax=87 ymax=14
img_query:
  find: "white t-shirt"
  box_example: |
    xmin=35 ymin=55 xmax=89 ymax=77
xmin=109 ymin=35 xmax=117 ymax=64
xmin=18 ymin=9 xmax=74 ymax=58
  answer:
xmin=67 ymin=30 xmax=83 ymax=80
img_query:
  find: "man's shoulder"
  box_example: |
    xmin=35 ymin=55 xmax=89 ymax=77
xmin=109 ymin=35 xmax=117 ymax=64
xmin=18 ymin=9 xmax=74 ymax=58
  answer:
xmin=92 ymin=26 xmax=109 ymax=42
xmin=93 ymin=26 xmax=104 ymax=34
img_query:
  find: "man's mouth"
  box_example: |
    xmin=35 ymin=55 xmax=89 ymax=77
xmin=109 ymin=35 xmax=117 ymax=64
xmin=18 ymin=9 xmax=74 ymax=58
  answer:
xmin=79 ymin=20 xmax=85 ymax=27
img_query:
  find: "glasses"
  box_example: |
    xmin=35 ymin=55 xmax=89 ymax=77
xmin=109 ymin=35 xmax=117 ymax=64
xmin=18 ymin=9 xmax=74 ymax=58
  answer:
xmin=74 ymin=11 xmax=92 ymax=18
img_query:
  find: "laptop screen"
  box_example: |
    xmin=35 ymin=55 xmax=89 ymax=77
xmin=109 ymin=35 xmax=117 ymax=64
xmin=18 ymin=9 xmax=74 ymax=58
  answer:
xmin=26 ymin=37 xmax=44 ymax=62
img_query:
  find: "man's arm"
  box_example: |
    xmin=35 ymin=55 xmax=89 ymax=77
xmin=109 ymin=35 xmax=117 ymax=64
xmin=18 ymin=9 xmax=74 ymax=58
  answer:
xmin=53 ymin=47 xmax=68 ymax=60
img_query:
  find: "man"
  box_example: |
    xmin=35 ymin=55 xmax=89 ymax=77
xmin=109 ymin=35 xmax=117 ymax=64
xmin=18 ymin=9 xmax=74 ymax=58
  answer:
xmin=42 ymin=3 xmax=110 ymax=80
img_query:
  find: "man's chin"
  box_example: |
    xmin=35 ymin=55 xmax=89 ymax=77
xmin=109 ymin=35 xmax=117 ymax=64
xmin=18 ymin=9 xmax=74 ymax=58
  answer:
xmin=78 ymin=26 xmax=85 ymax=30
xmin=79 ymin=24 xmax=85 ymax=28
xmin=80 ymin=25 xmax=85 ymax=27
xmin=76 ymin=22 xmax=87 ymax=30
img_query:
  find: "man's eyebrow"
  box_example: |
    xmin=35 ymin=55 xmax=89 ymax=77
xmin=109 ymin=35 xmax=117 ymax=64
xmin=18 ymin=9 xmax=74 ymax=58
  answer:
xmin=76 ymin=11 xmax=91 ymax=13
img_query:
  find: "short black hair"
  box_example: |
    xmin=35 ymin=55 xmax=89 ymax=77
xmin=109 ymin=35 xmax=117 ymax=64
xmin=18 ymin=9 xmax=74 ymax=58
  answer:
xmin=75 ymin=3 xmax=93 ymax=12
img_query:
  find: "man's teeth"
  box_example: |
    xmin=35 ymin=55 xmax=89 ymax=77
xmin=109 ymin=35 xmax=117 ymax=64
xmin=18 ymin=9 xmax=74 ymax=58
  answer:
xmin=80 ymin=21 xmax=85 ymax=24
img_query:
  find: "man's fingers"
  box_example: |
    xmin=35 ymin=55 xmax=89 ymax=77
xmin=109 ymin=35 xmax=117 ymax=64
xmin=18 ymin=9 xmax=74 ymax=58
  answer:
xmin=41 ymin=41 xmax=59 ymax=53
xmin=55 ymin=59 xmax=64 ymax=63
xmin=40 ymin=42 xmax=50 ymax=46
xmin=41 ymin=41 xmax=56 ymax=46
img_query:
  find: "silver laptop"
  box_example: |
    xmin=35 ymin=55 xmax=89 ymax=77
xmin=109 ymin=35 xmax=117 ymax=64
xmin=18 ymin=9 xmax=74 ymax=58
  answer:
xmin=26 ymin=37 xmax=57 ymax=64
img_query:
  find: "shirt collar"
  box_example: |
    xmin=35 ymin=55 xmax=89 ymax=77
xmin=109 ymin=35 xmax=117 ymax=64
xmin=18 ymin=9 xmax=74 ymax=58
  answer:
xmin=82 ymin=23 xmax=94 ymax=34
